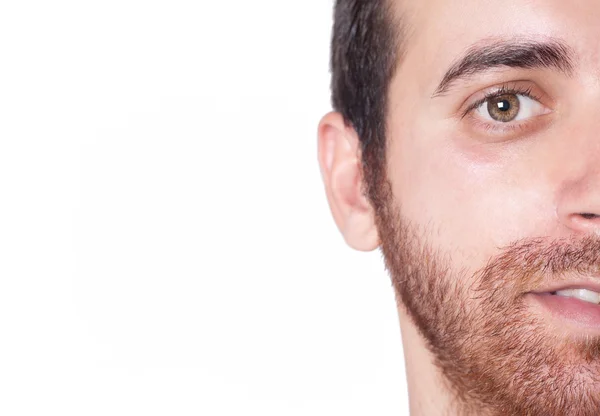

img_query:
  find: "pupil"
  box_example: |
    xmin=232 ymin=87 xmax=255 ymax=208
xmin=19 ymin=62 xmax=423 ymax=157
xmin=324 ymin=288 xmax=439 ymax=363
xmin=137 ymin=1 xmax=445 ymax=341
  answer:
xmin=497 ymin=100 xmax=510 ymax=112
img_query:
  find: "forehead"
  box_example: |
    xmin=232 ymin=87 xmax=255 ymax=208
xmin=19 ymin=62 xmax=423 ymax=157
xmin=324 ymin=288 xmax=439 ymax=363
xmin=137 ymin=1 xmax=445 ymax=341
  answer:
xmin=395 ymin=0 xmax=600 ymax=92
xmin=404 ymin=0 xmax=600 ymax=40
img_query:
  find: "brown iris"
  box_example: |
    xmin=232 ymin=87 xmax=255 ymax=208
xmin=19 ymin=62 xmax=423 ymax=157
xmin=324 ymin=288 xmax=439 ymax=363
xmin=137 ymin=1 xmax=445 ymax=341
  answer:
xmin=487 ymin=94 xmax=520 ymax=122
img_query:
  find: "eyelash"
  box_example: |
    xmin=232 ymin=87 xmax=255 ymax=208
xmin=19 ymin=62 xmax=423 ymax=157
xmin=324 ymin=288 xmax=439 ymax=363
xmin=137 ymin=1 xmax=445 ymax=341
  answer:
xmin=461 ymin=85 xmax=543 ymax=120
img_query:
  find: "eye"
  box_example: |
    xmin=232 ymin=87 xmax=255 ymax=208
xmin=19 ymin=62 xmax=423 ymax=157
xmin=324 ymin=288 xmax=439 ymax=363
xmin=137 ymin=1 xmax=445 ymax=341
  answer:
xmin=475 ymin=93 xmax=548 ymax=123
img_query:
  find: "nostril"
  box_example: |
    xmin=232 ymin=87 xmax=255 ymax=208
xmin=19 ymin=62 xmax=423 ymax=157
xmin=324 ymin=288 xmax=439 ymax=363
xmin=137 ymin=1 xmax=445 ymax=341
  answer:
xmin=565 ymin=213 xmax=600 ymax=232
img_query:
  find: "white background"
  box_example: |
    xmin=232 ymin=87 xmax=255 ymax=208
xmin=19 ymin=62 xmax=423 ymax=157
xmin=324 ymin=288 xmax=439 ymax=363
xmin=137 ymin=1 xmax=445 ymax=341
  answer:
xmin=0 ymin=1 xmax=408 ymax=414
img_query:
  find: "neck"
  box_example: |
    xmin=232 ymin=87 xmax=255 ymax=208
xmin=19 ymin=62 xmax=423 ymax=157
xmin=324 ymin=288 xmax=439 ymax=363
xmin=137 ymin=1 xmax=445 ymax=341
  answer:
xmin=398 ymin=307 xmax=453 ymax=415
xmin=398 ymin=307 xmax=498 ymax=416
xmin=398 ymin=306 xmax=495 ymax=416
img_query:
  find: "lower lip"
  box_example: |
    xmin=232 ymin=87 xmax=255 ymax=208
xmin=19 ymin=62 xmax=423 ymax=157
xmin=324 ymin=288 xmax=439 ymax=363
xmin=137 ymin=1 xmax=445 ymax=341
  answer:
xmin=530 ymin=293 xmax=600 ymax=328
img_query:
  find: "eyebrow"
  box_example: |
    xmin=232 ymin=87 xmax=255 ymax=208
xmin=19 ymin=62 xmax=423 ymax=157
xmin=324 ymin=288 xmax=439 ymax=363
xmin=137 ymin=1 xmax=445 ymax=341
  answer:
xmin=432 ymin=38 xmax=575 ymax=97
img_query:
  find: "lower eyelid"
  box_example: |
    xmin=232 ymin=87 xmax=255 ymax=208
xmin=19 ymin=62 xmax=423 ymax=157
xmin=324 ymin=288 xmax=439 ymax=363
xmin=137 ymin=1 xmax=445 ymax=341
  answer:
xmin=465 ymin=112 xmax=552 ymax=141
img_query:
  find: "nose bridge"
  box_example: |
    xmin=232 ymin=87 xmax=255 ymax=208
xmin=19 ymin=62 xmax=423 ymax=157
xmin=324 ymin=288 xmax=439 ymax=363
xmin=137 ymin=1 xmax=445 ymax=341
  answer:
xmin=555 ymin=117 xmax=600 ymax=233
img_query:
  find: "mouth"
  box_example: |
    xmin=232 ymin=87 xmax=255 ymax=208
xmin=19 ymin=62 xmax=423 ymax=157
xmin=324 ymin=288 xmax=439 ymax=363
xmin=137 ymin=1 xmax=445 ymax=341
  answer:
xmin=528 ymin=286 xmax=600 ymax=330
xmin=548 ymin=288 xmax=600 ymax=305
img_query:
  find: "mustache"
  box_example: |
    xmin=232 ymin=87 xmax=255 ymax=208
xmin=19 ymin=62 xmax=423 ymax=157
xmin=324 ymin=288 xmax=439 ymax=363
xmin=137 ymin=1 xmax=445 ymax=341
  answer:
xmin=476 ymin=235 xmax=600 ymax=293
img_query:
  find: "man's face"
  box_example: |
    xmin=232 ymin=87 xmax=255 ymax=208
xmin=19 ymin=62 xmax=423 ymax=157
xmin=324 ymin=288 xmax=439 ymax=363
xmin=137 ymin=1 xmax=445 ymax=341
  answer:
xmin=380 ymin=0 xmax=600 ymax=413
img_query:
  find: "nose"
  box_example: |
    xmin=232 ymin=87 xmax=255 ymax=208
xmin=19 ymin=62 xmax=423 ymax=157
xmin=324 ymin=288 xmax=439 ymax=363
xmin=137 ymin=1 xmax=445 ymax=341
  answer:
xmin=556 ymin=160 xmax=600 ymax=234
xmin=553 ymin=94 xmax=600 ymax=235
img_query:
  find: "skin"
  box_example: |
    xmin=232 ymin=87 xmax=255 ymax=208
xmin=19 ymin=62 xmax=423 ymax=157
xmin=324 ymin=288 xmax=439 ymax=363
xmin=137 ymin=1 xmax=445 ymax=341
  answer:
xmin=319 ymin=0 xmax=600 ymax=414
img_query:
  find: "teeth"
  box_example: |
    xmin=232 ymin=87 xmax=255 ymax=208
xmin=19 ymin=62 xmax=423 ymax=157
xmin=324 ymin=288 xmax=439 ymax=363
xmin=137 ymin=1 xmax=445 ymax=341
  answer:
xmin=556 ymin=289 xmax=600 ymax=305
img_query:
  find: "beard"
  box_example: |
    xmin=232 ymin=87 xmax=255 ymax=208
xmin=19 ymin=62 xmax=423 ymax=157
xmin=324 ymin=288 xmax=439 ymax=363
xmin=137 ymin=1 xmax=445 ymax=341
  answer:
xmin=373 ymin=179 xmax=600 ymax=415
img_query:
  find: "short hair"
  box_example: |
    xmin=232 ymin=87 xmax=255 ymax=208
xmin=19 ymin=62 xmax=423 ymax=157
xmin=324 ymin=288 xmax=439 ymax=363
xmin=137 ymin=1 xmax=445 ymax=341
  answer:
xmin=330 ymin=0 xmax=401 ymax=206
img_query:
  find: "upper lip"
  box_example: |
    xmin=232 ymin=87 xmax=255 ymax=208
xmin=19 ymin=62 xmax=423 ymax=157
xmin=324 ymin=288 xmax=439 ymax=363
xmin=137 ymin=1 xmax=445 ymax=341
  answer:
xmin=531 ymin=281 xmax=600 ymax=294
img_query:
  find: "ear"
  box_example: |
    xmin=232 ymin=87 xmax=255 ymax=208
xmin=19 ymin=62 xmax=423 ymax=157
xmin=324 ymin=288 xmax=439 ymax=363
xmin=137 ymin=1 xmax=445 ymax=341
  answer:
xmin=317 ymin=112 xmax=380 ymax=252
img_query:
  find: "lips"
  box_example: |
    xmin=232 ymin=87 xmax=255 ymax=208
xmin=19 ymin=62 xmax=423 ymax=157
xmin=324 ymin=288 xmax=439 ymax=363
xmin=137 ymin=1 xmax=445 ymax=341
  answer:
xmin=553 ymin=289 xmax=600 ymax=305
xmin=529 ymin=288 xmax=600 ymax=329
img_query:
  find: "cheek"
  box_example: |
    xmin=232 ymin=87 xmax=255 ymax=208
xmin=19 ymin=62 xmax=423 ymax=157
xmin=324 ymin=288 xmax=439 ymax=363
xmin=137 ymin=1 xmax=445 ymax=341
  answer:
xmin=387 ymin=132 xmax=558 ymax=269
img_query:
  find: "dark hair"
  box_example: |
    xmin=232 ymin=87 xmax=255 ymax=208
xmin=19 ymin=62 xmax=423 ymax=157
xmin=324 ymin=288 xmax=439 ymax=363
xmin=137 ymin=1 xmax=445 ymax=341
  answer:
xmin=330 ymin=0 xmax=401 ymax=206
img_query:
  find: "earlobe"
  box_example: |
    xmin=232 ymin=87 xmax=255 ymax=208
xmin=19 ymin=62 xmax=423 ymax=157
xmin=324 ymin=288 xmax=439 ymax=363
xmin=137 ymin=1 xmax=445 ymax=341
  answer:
xmin=317 ymin=112 xmax=380 ymax=252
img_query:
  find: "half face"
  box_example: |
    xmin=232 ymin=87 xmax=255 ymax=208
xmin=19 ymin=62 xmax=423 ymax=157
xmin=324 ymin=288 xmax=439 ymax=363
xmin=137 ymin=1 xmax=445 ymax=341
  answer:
xmin=381 ymin=0 xmax=600 ymax=414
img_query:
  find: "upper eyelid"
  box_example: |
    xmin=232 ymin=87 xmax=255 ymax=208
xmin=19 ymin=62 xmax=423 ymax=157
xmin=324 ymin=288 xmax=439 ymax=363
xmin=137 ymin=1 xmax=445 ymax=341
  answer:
xmin=471 ymin=91 xmax=534 ymax=114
